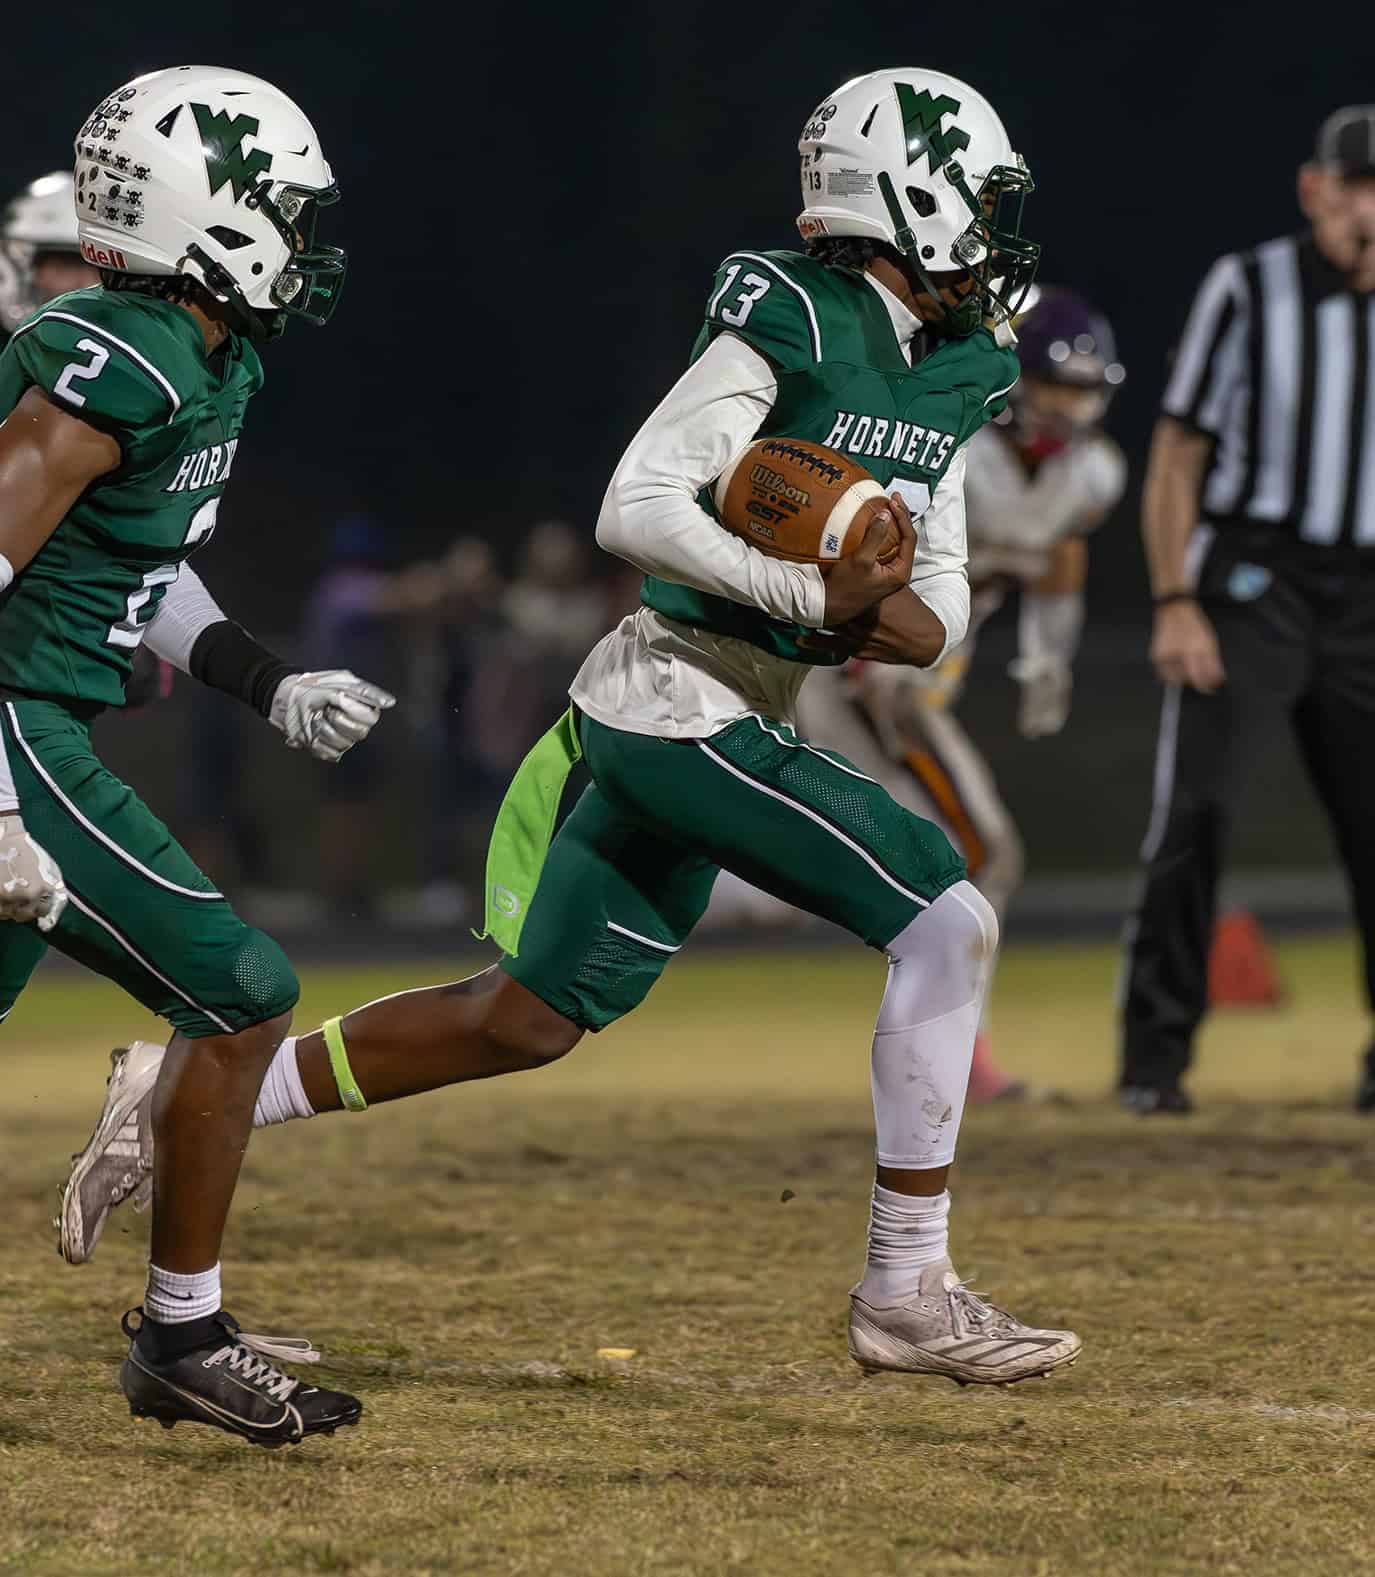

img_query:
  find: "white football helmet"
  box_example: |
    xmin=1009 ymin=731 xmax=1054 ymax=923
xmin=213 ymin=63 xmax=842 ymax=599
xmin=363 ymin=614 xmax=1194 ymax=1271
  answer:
xmin=73 ymin=65 xmax=345 ymax=339
xmin=797 ymin=68 xmax=1037 ymax=334
xmin=0 ymin=172 xmax=86 ymax=332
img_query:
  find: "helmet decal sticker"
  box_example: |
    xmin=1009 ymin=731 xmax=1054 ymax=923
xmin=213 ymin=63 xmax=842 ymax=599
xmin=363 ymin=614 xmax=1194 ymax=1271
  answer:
xmin=894 ymin=85 xmax=970 ymax=174
xmin=190 ymin=104 xmax=274 ymax=203
xmin=801 ymin=102 xmax=837 ymax=142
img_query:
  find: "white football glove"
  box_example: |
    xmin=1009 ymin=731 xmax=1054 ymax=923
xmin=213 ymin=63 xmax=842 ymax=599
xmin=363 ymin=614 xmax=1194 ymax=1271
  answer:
xmin=270 ymin=670 xmax=396 ymax=763
xmin=0 ymin=813 xmax=68 ymax=932
xmin=1008 ymin=655 xmax=1073 ymax=739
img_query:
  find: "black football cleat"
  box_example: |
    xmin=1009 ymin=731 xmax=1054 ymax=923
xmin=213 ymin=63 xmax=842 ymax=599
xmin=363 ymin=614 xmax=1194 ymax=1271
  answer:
xmin=1118 ymin=1082 xmax=1194 ymax=1116
xmin=120 ymin=1308 xmax=362 ymax=1447
xmin=1354 ymin=1042 xmax=1375 ymax=1113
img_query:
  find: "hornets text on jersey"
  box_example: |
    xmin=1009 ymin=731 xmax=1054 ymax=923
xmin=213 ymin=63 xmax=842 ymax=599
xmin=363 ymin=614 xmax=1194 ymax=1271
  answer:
xmin=638 ymin=250 xmax=1020 ymax=665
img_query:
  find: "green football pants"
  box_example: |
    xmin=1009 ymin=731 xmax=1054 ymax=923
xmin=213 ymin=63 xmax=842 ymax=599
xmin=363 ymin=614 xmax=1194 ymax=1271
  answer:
xmin=0 ymin=698 xmax=298 ymax=1037
xmin=500 ymin=709 xmax=965 ymax=1030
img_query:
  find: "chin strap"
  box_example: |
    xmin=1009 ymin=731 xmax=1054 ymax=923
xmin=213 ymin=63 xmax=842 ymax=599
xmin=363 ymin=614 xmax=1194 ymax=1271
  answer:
xmin=876 ymin=171 xmax=984 ymax=337
xmin=181 ymin=245 xmax=282 ymax=343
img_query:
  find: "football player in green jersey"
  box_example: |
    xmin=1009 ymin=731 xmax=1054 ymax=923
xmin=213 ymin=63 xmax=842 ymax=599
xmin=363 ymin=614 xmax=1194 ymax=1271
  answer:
xmin=72 ymin=69 xmax=1082 ymax=1388
xmin=0 ymin=66 xmax=395 ymax=1445
xmin=0 ymin=173 xmax=171 ymax=708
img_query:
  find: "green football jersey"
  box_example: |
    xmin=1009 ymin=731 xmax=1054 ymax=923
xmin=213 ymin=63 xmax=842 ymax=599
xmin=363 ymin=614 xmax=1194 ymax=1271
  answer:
xmin=641 ymin=250 xmax=1020 ymax=664
xmin=0 ymin=286 xmax=264 ymax=708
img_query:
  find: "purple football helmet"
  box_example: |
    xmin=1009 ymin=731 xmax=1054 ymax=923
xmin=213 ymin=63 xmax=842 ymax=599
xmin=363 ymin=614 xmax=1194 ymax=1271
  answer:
xmin=1015 ymin=287 xmax=1125 ymax=391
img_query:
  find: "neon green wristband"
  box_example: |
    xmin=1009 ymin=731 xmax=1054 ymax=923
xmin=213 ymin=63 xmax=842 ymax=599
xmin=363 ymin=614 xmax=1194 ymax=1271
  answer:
xmin=322 ymin=1016 xmax=367 ymax=1113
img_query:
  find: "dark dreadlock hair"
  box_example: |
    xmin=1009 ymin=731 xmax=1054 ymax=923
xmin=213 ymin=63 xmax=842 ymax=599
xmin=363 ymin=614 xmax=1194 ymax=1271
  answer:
xmin=98 ymin=269 xmax=213 ymax=309
xmin=805 ymin=233 xmax=936 ymax=359
xmin=804 ymin=234 xmax=906 ymax=275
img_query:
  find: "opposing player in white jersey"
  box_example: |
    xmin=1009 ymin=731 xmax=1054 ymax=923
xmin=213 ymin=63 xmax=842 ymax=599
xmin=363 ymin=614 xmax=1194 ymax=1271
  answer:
xmin=794 ymin=289 xmax=1126 ymax=1093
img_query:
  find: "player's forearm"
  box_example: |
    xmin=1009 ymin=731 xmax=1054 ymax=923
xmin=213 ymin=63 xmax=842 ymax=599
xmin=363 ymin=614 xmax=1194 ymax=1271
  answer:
xmin=1142 ymin=416 xmax=1213 ymax=595
xmin=145 ymin=566 xmax=293 ymax=714
xmin=598 ymin=475 xmax=825 ymax=625
xmin=143 ymin=565 xmax=227 ymax=673
xmin=145 ymin=566 xmax=394 ymax=756
xmin=857 ymin=574 xmax=968 ymax=667
xmin=595 ymin=331 xmax=826 ymax=627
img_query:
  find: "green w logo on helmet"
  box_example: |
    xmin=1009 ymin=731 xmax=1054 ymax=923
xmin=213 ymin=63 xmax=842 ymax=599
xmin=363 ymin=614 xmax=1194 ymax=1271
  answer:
xmin=894 ymin=85 xmax=970 ymax=174
xmin=191 ymin=103 xmax=274 ymax=203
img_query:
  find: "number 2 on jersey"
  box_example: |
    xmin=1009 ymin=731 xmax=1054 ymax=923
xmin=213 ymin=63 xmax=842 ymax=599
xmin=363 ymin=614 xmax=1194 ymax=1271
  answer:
xmin=104 ymin=499 xmax=221 ymax=650
xmin=52 ymin=339 xmax=110 ymax=408
xmin=106 ymin=565 xmax=179 ymax=650
xmin=712 ymin=265 xmax=772 ymax=328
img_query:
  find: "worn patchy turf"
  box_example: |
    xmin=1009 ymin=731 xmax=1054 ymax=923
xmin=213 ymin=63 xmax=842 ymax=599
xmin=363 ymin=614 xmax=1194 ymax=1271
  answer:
xmin=3 ymin=935 xmax=1375 ymax=1575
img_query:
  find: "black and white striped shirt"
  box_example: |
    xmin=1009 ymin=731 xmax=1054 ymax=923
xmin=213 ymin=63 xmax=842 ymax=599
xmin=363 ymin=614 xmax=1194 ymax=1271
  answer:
xmin=1163 ymin=232 xmax=1375 ymax=546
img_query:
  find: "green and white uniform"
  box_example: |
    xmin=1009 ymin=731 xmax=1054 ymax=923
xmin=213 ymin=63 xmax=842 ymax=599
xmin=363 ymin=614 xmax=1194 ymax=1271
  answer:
xmin=0 ymin=285 xmax=297 ymax=1035
xmin=499 ymin=252 xmax=1019 ymax=1028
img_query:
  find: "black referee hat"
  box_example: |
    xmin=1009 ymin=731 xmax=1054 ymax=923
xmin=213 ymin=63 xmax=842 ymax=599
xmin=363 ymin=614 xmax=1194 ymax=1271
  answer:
xmin=1316 ymin=106 xmax=1375 ymax=177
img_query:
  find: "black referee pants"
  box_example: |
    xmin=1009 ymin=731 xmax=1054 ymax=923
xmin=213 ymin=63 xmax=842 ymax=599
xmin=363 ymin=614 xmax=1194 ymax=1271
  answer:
xmin=1120 ymin=529 xmax=1375 ymax=1087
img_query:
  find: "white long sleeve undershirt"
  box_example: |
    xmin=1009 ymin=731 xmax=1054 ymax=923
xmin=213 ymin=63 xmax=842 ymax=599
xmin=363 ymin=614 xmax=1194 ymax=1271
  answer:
xmin=143 ymin=565 xmax=228 ymax=673
xmin=572 ymin=305 xmax=972 ymax=739
xmin=595 ymin=333 xmax=826 ymax=627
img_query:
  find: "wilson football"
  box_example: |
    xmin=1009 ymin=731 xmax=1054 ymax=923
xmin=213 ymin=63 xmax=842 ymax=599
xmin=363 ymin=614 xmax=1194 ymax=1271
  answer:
xmin=712 ymin=437 xmax=897 ymax=565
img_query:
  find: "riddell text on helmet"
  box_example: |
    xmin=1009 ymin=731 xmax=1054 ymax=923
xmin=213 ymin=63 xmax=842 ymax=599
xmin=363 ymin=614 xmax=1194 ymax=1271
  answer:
xmin=79 ymin=240 xmax=129 ymax=270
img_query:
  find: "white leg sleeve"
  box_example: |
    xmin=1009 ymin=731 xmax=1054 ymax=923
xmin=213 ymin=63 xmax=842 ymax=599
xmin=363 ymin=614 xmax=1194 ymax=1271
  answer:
xmin=871 ymin=880 xmax=998 ymax=1169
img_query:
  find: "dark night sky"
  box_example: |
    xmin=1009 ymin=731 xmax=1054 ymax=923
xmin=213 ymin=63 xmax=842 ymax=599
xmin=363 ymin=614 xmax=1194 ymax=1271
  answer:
xmin=3 ymin=1 xmax=1370 ymax=620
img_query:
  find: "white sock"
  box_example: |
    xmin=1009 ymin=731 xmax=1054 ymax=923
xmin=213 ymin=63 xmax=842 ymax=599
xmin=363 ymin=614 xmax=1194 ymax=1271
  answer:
xmin=145 ymin=1261 xmax=221 ymax=1324
xmin=860 ymin=1187 xmax=951 ymax=1306
xmin=870 ymin=882 xmax=997 ymax=1169
xmin=252 ymin=1036 xmax=315 ymax=1128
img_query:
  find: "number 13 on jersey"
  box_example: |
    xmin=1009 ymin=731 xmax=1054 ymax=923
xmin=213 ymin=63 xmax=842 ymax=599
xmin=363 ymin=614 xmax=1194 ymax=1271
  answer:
xmin=709 ymin=264 xmax=772 ymax=328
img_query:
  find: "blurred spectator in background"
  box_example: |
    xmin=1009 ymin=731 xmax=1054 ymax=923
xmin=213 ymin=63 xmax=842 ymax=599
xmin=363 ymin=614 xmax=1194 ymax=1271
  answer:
xmin=411 ymin=536 xmax=507 ymax=923
xmin=300 ymin=515 xmax=448 ymax=916
xmin=415 ymin=521 xmax=612 ymax=919
xmin=176 ymin=689 xmax=273 ymax=889
xmin=483 ymin=519 xmax=609 ymax=751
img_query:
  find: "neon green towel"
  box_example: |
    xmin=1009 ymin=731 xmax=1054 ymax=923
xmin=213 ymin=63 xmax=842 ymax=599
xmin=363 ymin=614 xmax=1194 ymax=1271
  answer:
xmin=477 ymin=707 xmax=582 ymax=956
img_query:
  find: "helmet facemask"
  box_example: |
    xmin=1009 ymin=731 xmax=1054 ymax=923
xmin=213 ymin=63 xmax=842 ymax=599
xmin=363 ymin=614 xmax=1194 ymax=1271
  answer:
xmin=187 ymin=179 xmax=345 ymax=341
xmin=254 ymin=180 xmax=346 ymax=327
xmin=877 ymin=158 xmax=1039 ymax=337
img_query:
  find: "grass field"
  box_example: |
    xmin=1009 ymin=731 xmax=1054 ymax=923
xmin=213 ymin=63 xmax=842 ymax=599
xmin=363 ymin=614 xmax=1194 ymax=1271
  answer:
xmin=4 ymin=933 xmax=1375 ymax=1576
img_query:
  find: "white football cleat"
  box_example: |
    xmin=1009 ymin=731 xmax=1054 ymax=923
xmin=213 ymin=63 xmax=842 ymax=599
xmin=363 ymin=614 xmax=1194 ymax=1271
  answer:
xmin=60 ymin=1040 xmax=164 ymax=1265
xmin=848 ymin=1259 xmax=1081 ymax=1386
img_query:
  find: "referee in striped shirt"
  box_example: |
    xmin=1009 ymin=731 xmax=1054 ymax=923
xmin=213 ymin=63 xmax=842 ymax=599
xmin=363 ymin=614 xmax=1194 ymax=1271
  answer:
xmin=1120 ymin=106 xmax=1375 ymax=1114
